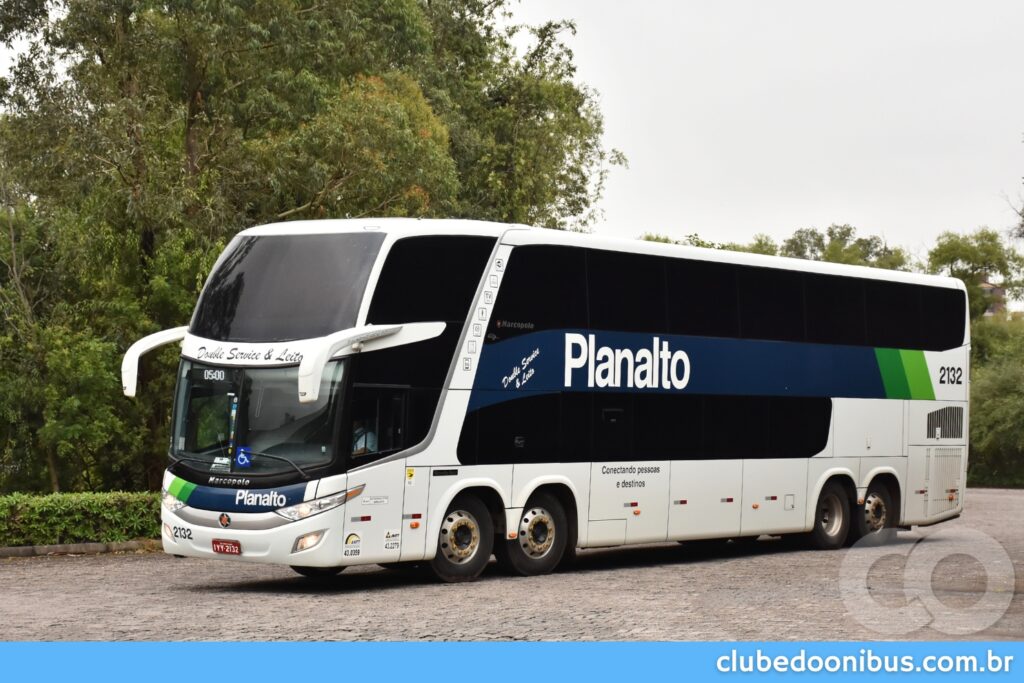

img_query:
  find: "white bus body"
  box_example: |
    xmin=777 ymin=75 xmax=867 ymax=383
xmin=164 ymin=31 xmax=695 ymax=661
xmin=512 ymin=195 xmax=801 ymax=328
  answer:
xmin=126 ymin=219 xmax=970 ymax=581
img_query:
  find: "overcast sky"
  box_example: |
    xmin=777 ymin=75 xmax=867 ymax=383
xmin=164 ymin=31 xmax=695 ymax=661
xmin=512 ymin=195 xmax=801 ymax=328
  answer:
xmin=2 ymin=2 xmax=1022 ymax=257
xmin=510 ymin=0 xmax=1024 ymax=256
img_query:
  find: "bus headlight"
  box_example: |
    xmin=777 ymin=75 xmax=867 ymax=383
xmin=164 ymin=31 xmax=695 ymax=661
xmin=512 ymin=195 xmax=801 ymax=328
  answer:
xmin=162 ymin=489 xmax=186 ymax=513
xmin=275 ymin=484 xmax=365 ymax=521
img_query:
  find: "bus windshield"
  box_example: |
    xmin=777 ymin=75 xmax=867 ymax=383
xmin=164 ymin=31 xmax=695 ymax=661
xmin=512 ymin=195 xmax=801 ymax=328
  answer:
xmin=171 ymin=359 xmax=346 ymax=477
xmin=189 ymin=232 xmax=385 ymax=342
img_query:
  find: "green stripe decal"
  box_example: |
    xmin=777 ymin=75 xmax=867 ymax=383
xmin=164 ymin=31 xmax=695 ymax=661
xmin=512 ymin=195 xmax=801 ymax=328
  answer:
xmin=899 ymin=349 xmax=935 ymax=400
xmin=874 ymin=348 xmax=911 ymax=399
xmin=179 ymin=480 xmax=197 ymax=502
xmin=168 ymin=476 xmax=197 ymax=502
xmin=167 ymin=477 xmax=184 ymax=498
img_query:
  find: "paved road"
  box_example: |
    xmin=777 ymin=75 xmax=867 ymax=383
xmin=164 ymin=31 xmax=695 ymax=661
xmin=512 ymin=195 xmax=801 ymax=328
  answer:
xmin=2 ymin=488 xmax=1022 ymax=641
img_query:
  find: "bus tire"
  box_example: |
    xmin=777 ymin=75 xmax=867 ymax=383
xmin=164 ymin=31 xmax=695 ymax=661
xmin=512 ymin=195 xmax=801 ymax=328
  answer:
xmin=429 ymin=494 xmax=494 ymax=583
xmin=557 ymin=543 xmax=577 ymax=571
xmin=290 ymin=565 xmax=344 ymax=578
xmin=495 ymin=492 xmax=568 ymax=576
xmin=850 ymin=480 xmax=897 ymax=545
xmin=808 ymin=481 xmax=850 ymax=550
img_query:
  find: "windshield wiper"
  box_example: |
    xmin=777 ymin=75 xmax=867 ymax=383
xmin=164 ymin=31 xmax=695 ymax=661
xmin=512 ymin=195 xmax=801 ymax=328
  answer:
xmin=168 ymin=453 xmax=224 ymax=470
xmin=236 ymin=449 xmax=312 ymax=480
xmin=169 ymin=451 xmax=311 ymax=480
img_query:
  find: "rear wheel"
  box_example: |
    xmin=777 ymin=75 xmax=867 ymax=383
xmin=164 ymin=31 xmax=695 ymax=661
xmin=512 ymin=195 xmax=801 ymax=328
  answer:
xmin=429 ymin=494 xmax=494 ymax=583
xmin=850 ymin=480 xmax=897 ymax=545
xmin=494 ymin=492 xmax=568 ymax=576
xmin=290 ymin=565 xmax=344 ymax=578
xmin=808 ymin=481 xmax=850 ymax=549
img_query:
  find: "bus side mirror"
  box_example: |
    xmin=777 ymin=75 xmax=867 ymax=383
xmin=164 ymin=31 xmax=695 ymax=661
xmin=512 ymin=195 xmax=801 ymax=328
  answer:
xmin=121 ymin=326 xmax=189 ymax=397
xmin=296 ymin=321 xmax=446 ymax=403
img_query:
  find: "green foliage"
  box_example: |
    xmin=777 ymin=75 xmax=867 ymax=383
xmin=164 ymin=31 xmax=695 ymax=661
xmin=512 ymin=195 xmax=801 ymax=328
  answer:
xmin=251 ymin=73 xmax=459 ymax=220
xmin=969 ymin=319 xmax=1024 ymax=487
xmin=969 ymin=315 xmax=1021 ymax=366
xmin=729 ymin=234 xmax=779 ymax=256
xmin=0 ymin=1 xmax=619 ymax=493
xmin=778 ymin=225 xmax=910 ymax=270
xmin=640 ymin=232 xmax=724 ymax=249
xmin=450 ymin=19 xmax=624 ymax=229
xmin=928 ymin=228 xmax=1024 ymax=320
xmin=643 ymin=224 xmax=909 ymax=267
xmin=0 ymin=492 xmax=159 ymax=546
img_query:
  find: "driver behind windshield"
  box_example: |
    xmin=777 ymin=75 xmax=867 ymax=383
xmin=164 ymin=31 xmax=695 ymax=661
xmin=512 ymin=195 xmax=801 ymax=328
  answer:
xmin=351 ymin=417 xmax=378 ymax=457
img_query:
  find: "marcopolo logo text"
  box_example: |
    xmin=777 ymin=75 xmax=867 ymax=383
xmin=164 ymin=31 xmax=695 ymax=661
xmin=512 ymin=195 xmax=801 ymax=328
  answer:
xmin=564 ymin=333 xmax=691 ymax=390
xmin=235 ymin=489 xmax=287 ymax=508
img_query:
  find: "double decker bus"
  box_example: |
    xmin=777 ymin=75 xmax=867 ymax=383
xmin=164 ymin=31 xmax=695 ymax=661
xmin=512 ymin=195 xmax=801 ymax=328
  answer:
xmin=123 ymin=219 xmax=969 ymax=582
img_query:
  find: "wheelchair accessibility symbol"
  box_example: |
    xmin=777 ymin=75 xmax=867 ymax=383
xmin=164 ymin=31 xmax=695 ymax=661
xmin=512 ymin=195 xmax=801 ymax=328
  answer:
xmin=235 ymin=447 xmax=252 ymax=469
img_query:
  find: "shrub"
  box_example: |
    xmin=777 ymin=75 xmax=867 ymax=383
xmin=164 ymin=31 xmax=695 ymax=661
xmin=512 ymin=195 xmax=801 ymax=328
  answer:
xmin=0 ymin=492 xmax=160 ymax=547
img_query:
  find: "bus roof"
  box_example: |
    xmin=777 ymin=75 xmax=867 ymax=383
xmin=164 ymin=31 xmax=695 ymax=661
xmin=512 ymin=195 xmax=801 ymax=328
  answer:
xmin=239 ymin=218 xmax=965 ymax=292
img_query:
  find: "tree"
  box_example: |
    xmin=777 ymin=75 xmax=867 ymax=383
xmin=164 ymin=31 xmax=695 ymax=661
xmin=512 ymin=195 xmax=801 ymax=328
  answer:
xmin=779 ymin=225 xmax=909 ymax=270
xmin=643 ymin=225 xmax=907 ymax=267
xmin=453 ymin=19 xmax=623 ymax=229
xmin=928 ymin=228 xmax=1024 ymax=319
xmin=969 ymin=326 xmax=1024 ymax=487
xmin=641 ymin=232 xmax=725 ymax=250
xmin=723 ymin=234 xmax=778 ymax=256
xmin=0 ymin=1 xmax=619 ymax=492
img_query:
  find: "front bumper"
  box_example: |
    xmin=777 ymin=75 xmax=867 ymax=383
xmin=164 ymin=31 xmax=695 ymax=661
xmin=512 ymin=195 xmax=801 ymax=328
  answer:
xmin=161 ymin=504 xmax=354 ymax=568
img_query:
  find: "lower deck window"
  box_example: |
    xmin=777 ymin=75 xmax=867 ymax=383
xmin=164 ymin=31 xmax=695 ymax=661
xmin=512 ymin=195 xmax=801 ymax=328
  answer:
xmin=458 ymin=393 xmax=832 ymax=465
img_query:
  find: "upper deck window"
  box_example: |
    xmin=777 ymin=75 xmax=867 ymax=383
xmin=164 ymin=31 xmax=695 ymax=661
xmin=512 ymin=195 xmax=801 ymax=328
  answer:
xmin=190 ymin=232 xmax=385 ymax=342
xmin=367 ymin=235 xmax=496 ymax=324
xmin=486 ymin=245 xmax=588 ymax=344
xmin=588 ymin=250 xmax=667 ymax=333
xmin=487 ymin=244 xmax=965 ymax=351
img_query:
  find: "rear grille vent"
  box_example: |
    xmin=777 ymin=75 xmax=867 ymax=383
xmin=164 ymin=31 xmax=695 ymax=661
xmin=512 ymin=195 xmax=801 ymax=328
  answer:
xmin=926 ymin=406 xmax=963 ymax=440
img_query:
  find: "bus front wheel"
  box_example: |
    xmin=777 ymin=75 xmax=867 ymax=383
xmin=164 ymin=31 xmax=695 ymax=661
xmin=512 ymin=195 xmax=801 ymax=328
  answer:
xmin=495 ymin=492 xmax=568 ymax=576
xmin=808 ymin=481 xmax=850 ymax=550
xmin=429 ymin=494 xmax=494 ymax=583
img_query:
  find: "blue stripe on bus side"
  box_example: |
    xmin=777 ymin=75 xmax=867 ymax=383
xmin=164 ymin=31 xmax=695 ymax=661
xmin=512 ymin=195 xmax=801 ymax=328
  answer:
xmin=468 ymin=329 xmax=886 ymax=412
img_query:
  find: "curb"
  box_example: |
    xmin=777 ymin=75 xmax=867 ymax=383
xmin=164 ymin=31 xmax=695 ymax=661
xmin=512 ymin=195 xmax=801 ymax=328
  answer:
xmin=0 ymin=539 xmax=160 ymax=558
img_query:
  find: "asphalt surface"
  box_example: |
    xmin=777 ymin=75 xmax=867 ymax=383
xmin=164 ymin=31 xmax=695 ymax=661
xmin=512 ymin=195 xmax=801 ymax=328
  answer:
xmin=1 ymin=488 xmax=1022 ymax=641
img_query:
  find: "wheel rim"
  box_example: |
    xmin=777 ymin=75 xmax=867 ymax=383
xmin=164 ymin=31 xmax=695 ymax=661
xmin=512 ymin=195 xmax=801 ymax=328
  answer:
xmin=863 ymin=492 xmax=888 ymax=532
xmin=440 ymin=509 xmax=481 ymax=564
xmin=518 ymin=507 xmax=556 ymax=559
xmin=819 ymin=492 xmax=844 ymax=538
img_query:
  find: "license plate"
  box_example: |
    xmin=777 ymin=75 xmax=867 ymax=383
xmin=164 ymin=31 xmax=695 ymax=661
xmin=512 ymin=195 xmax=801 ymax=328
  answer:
xmin=212 ymin=539 xmax=242 ymax=555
